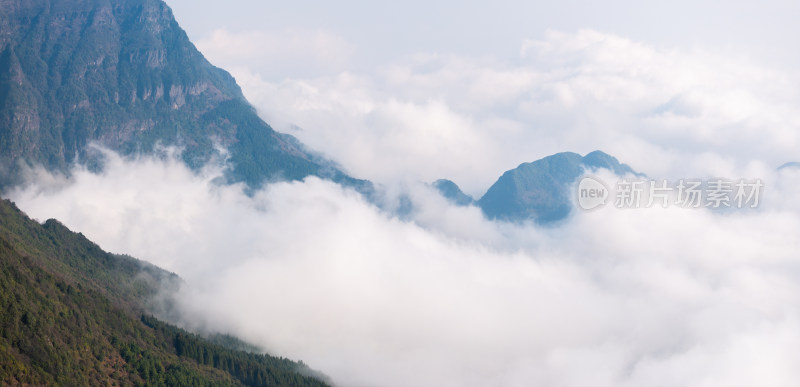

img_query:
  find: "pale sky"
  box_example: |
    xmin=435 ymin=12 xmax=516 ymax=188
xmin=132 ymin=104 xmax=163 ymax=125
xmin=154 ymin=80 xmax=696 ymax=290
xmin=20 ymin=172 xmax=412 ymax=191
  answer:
xmin=167 ymin=0 xmax=800 ymax=77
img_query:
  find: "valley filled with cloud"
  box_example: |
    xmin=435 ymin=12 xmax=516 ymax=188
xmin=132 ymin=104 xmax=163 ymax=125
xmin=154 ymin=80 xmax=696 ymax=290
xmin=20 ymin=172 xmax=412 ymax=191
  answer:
xmin=10 ymin=145 xmax=800 ymax=386
xmin=7 ymin=1 xmax=800 ymax=385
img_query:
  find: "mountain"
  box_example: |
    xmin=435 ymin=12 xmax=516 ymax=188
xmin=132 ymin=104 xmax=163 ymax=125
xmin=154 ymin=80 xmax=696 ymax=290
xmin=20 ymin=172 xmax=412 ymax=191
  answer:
xmin=778 ymin=162 xmax=800 ymax=170
xmin=0 ymin=198 xmax=330 ymax=386
xmin=0 ymin=0 xmax=369 ymax=194
xmin=477 ymin=150 xmax=638 ymax=223
xmin=432 ymin=179 xmax=474 ymax=206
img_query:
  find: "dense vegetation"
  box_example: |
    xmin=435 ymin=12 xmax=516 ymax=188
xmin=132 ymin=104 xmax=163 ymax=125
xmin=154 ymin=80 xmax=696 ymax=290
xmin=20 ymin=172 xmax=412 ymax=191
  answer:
xmin=0 ymin=199 xmax=330 ymax=386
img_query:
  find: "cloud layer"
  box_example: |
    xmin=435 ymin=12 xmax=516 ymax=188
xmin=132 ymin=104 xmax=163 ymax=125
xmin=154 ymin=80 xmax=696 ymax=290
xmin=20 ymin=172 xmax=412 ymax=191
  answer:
xmin=220 ymin=30 xmax=799 ymax=196
xmin=7 ymin=21 xmax=800 ymax=386
xmin=9 ymin=151 xmax=800 ymax=387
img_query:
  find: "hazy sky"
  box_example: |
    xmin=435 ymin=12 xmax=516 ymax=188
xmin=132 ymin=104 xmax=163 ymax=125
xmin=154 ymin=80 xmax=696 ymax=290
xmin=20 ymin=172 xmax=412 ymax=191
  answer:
xmin=167 ymin=0 xmax=800 ymax=75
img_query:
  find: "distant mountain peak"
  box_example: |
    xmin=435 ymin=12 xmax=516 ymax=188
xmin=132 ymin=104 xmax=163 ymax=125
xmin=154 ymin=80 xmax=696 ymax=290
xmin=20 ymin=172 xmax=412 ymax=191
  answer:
xmin=581 ymin=150 xmax=640 ymax=176
xmin=432 ymin=179 xmax=474 ymax=206
xmin=477 ymin=150 xmax=640 ymax=223
xmin=778 ymin=162 xmax=800 ymax=170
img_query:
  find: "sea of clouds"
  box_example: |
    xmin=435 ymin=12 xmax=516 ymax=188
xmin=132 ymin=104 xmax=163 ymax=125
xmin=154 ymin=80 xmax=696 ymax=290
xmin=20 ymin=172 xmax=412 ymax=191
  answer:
xmin=7 ymin=30 xmax=800 ymax=386
xmin=206 ymin=30 xmax=799 ymax=195
xmin=9 ymin=148 xmax=800 ymax=387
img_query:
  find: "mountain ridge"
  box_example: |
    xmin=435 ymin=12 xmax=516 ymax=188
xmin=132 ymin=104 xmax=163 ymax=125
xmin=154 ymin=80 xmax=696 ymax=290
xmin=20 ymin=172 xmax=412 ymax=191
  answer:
xmin=478 ymin=150 xmax=638 ymax=223
xmin=432 ymin=178 xmax=475 ymax=206
xmin=0 ymin=0 xmax=370 ymax=194
xmin=433 ymin=150 xmax=639 ymax=223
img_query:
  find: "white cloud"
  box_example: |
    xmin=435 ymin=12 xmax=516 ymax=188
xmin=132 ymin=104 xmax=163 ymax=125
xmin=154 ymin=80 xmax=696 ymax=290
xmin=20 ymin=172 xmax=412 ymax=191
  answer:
xmin=8 ymin=16 xmax=800 ymax=385
xmin=9 ymin=150 xmax=800 ymax=387
xmin=227 ymin=30 xmax=799 ymax=197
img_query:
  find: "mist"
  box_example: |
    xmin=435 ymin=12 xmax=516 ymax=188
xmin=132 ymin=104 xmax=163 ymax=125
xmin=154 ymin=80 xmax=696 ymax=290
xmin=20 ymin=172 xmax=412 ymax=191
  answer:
xmin=8 ymin=148 xmax=800 ymax=386
xmin=6 ymin=20 xmax=800 ymax=386
xmin=218 ymin=30 xmax=800 ymax=196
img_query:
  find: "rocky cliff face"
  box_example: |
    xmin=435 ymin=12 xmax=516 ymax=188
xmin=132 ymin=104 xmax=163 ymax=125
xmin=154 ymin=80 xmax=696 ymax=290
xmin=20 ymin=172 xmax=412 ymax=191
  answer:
xmin=0 ymin=0 xmax=368 ymax=192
